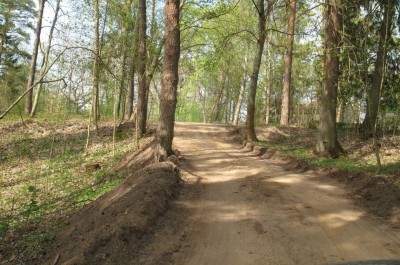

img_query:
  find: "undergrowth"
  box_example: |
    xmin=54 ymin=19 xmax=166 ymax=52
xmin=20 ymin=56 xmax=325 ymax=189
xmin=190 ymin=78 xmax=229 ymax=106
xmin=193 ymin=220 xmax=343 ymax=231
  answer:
xmin=0 ymin=117 xmax=138 ymax=262
xmin=259 ymin=126 xmax=400 ymax=175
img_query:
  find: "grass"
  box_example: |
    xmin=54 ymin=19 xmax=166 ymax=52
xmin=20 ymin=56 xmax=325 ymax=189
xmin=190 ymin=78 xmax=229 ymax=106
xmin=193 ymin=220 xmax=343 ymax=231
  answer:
xmin=0 ymin=117 xmax=139 ymax=262
xmin=257 ymin=126 xmax=400 ymax=176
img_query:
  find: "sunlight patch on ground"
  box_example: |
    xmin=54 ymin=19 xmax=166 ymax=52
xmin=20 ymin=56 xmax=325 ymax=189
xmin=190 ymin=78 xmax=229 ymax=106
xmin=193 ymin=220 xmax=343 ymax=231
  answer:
xmin=316 ymin=184 xmax=338 ymax=191
xmin=268 ymin=175 xmax=305 ymax=184
xmin=317 ymin=210 xmax=364 ymax=229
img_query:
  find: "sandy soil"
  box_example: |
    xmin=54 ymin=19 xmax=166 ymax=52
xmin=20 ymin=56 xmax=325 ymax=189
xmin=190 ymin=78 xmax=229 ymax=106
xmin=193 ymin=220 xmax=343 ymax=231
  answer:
xmin=135 ymin=123 xmax=400 ymax=265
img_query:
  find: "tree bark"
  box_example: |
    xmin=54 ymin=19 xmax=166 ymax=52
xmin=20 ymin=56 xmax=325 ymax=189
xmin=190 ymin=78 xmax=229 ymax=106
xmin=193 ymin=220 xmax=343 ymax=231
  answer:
xmin=124 ymin=10 xmax=140 ymax=121
xmin=137 ymin=0 xmax=148 ymax=137
xmin=233 ymin=71 xmax=247 ymax=126
xmin=265 ymin=51 xmax=273 ymax=125
xmin=316 ymin=0 xmax=343 ymax=158
xmin=157 ymin=0 xmax=180 ymax=158
xmin=210 ymin=71 xmax=226 ymax=122
xmin=336 ymin=99 xmax=345 ymax=123
xmin=280 ymin=0 xmax=296 ymax=126
xmin=118 ymin=23 xmax=129 ymax=119
xmin=245 ymin=0 xmax=266 ymax=142
xmin=25 ymin=0 xmax=45 ymax=114
xmin=124 ymin=57 xmax=135 ymax=120
xmin=91 ymin=0 xmax=101 ymax=130
xmin=361 ymin=0 xmax=394 ymax=138
xmin=31 ymin=0 xmax=61 ymax=117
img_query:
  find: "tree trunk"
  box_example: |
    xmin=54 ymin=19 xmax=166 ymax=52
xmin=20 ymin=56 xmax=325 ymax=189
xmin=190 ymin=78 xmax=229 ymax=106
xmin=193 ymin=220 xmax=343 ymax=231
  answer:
xmin=0 ymin=15 xmax=7 ymax=68
xmin=31 ymin=0 xmax=61 ymax=117
xmin=316 ymin=0 xmax=343 ymax=158
xmin=124 ymin=57 xmax=135 ymax=120
xmin=361 ymin=0 xmax=394 ymax=138
xmin=245 ymin=0 xmax=266 ymax=142
xmin=91 ymin=0 xmax=101 ymax=130
xmin=137 ymin=0 xmax=148 ymax=137
xmin=233 ymin=72 xmax=246 ymax=126
xmin=265 ymin=35 xmax=274 ymax=125
xmin=118 ymin=23 xmax=128 ymax=119
xmin=25 ymin=0 xmax=45 ymax=114
xmin=280 ymin=0 xmax=296 ymax=126
xmin=210 ymin=71 xmax=226 ymax=122
xmin=124 ymin=10 xmax=140 ymax=121
xmin=336 ymin=99 xmax=345 ymax=123
xmin=157 ymin=0 xmax=180 ymax=158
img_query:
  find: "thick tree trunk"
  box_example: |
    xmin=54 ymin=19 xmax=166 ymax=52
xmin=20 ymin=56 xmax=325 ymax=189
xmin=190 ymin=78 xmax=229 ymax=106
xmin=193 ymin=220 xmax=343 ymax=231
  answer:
xmin=31 ymin=0 xmax=61 ymax=117
xmin=245 ymin=0 xmax=266 ymax=142
xmin=316 ymin=0 xmax=343 ymax=158
xmin=280 ymin=0 xmax=296 ymax=126
xmin=361 ymin=0 xmax=394 ymax=138
xmin=91 ymin=0 xmax=101 ymax=130
xmin=137 ymin=0 xmax=148 ymax=137
xmin=157 ymin=0 xmax=180 ymax=158
xmin=25 ymin=0 xmax=45 ymax=114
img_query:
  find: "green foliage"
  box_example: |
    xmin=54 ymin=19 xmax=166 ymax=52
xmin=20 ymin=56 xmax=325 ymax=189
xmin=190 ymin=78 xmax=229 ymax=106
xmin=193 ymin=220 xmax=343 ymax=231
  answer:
xmin=259 ymin=140 xmax=400 ymax=175
xmin=23 ymin=185 xmax=40 ymax=218
xmin=0 ymin=221 xmax=9 ymax=238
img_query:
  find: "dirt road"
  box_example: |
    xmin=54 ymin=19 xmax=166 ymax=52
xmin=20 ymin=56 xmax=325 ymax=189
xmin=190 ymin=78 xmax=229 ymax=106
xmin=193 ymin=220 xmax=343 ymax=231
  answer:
xmin=136 ymin=123 xmax=400 ymax=265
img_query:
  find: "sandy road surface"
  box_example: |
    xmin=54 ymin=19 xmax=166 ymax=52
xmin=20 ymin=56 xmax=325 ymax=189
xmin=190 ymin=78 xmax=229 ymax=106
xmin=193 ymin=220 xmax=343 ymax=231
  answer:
xmin=136 ymin=123 xmax=400 ymax=265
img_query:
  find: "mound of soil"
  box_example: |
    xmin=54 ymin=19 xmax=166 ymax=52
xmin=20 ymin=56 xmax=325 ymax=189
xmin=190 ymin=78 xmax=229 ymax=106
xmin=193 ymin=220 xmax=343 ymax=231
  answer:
xmin=113 ymin=138 xmax=156 ymax=175
xmin=43 ymin=162 xmax=181 ymax=265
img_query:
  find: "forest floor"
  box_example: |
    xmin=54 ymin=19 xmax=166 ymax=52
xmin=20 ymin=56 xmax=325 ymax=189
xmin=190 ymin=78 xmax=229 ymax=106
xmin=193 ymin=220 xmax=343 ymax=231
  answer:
xmin=0 ymin=117 xmax=152 ymax=264
xmin=130 ymin=123 xmax=400 ymax=265
xmin=255 ymin=126 xmax=400 ymax=176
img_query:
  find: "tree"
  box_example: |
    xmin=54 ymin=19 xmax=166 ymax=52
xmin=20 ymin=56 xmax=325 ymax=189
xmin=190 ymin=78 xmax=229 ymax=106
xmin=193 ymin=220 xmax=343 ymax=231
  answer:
xmin=280 ymin=0 xmax=296 ymax=126
xmin=245 ymin=0 xmax=267 ymax=142
xmin=124 ymin=55 xmax=135 ymax=120
xmin=233 ymin=61 xmax=247 ymax=126
xmin=30 ymin=0 xmax=62 ymax=117
xmin=361 ymin=0 xmax=395 ymax=138
xmin=157 ymin=0 xmax=180 ymax=158
xmin=25 ymin=0 xmax=45 ymax=114
xmin=136 ymin=0 xmax=148 ymax=137
xmin=265 ymin=43 xmax=273 ymax=125
xmin=0 ymin=0 xmax=34 ymax=112
xmin=0 ymin=0 xmax=34 ymax=72
xmin=316 ymin=0 xmax=343 ymax=158
xmin=124 ymin=7 xmax=140 ymax=121
xmin=91 ymin=0 xmax=101 ymax=130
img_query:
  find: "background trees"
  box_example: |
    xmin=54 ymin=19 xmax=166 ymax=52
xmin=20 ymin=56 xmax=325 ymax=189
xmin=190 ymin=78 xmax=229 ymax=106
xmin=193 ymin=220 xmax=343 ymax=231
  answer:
xmin=0 ymin=0 xmax=35 ymax=112
xmin=0 ymin=0 xmax=399 ymax=158
xmin=24 ymin=0 xmax=45 ymax=115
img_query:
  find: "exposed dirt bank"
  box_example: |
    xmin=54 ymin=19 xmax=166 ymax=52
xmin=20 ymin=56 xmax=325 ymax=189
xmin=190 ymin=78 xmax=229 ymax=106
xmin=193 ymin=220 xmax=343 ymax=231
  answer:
xmin=42 ymin=162 xmax=181 ymax=265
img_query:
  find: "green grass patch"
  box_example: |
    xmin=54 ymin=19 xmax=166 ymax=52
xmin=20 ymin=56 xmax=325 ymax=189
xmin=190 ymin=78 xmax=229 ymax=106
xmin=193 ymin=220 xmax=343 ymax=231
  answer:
xmin=0 ymin=119 xmax=139 ymax=261
xmin=258 ymin=141 xmax=400 ymax=175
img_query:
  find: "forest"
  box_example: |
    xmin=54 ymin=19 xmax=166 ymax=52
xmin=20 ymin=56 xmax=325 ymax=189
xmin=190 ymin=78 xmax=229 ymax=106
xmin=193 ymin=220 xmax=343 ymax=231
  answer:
xmin=1 ymin=0 xmax=400 ymax=264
